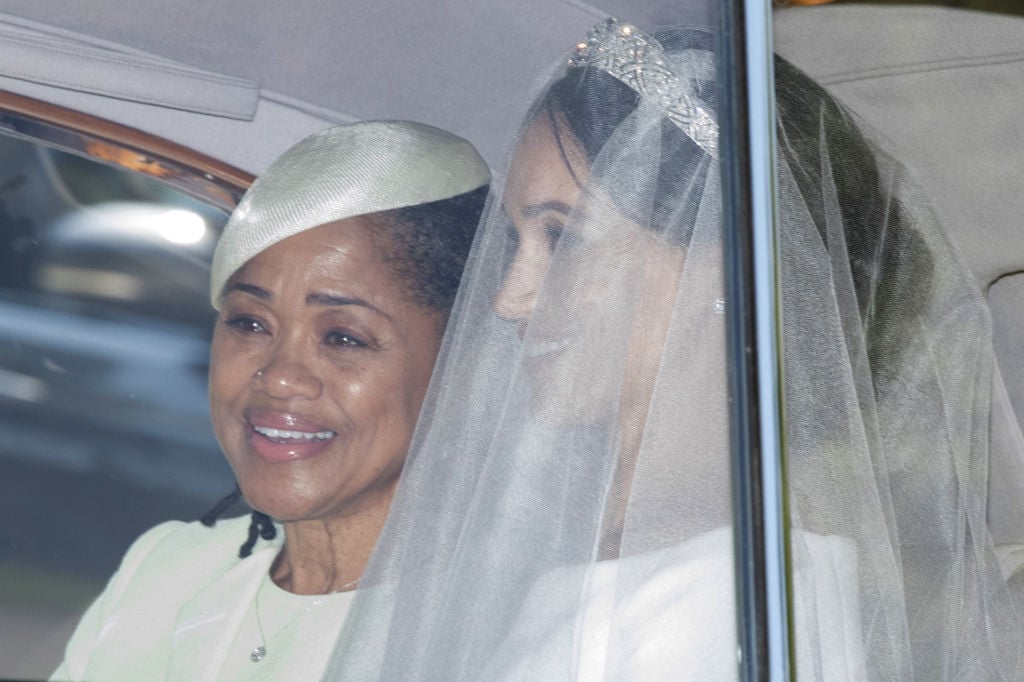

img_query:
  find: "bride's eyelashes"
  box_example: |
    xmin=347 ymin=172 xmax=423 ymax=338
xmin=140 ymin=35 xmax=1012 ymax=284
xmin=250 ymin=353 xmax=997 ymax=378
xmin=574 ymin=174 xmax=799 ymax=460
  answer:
xmin=545 ymin=221 xmax=584 ymax=252
xmin=502 ymin=221 xmax=521 ymax=276
xmin=544 ymin=221 xmax=563 ymax=250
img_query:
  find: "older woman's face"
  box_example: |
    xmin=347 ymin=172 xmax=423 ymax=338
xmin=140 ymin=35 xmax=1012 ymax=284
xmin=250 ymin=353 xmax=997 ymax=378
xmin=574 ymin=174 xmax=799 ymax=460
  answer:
xmin=494 ymin=114 xmax=684 ymax=424
xmin=210 ymin=217 xmax=442 ymax=523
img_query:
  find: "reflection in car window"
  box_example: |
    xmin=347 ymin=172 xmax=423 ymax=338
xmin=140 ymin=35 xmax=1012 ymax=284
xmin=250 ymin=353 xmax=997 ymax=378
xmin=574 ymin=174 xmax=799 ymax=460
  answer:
xmin=0 ymin=132 xmax=236 ymax=678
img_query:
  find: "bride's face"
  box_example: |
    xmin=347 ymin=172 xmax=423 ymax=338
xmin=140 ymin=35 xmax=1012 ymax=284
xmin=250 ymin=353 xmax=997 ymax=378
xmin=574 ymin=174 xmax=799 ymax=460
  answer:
xmin=494 ymin=114 xmax=684 ymax=425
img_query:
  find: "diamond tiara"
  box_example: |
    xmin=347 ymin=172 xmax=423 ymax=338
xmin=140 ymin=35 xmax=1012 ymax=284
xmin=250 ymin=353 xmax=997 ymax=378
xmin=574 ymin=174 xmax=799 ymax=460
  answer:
xmin=568 ymin=18 xmax=718 ymax=157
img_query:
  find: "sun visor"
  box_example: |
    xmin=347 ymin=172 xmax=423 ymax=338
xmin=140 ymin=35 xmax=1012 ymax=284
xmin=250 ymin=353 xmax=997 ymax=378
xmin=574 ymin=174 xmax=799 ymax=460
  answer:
xmin=0 ymin=13 xmax=258 ymax=120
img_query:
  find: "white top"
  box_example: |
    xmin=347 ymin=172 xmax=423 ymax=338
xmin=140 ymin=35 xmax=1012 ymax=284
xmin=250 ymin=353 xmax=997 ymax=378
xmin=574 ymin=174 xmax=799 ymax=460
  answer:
xmin=50 ymin=516 xmax=355 ymax=682
xmin=219 ymin=575 xmax=353 ymax=681
xmin=484 ymin=527 xmax=865 ymax=680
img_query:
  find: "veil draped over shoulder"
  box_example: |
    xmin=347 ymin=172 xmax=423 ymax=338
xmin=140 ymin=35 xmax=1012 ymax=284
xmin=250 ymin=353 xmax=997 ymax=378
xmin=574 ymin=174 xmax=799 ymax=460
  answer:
xmin=325 ymin=20 xmax=1024 ymax=680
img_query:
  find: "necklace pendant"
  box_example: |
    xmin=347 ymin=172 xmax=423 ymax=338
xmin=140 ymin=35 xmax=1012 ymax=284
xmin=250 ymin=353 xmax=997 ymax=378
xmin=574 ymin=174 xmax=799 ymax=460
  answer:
xmin=250 ymin=645 xmax=267 ymax=663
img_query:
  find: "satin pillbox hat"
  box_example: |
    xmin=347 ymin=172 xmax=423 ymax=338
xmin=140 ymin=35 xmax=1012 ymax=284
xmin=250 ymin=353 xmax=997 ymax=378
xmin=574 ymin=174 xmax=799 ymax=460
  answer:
xmin=210 ymin=120 xmax=490 ymax=308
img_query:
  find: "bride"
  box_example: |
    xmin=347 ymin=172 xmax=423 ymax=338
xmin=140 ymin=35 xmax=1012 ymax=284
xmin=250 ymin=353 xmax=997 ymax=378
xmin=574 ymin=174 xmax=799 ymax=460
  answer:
xmin=325 ymin=20 xmax=1024 ymax=680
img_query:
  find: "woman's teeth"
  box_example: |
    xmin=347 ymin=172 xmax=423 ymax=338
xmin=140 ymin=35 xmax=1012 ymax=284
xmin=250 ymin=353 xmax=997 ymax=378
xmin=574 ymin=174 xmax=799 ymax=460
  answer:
xmin=253 ymin=426 xmax=335 ymax=440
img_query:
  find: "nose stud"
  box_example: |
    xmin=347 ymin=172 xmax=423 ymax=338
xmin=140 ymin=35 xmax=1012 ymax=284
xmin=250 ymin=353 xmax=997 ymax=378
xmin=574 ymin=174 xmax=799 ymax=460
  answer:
xmin=250 ymin=363 xmax=321 ymax=399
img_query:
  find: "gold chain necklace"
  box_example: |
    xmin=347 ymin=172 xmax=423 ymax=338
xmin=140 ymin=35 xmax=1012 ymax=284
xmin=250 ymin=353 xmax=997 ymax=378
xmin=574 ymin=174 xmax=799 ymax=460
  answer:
xmin=249 ymin=575 xmax=359 ymax=663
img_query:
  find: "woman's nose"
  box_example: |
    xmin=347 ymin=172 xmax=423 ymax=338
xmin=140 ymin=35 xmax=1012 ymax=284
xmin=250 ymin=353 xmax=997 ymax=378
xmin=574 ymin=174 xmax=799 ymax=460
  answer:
xmin=252 ymin=337 xmax=323 ymax=401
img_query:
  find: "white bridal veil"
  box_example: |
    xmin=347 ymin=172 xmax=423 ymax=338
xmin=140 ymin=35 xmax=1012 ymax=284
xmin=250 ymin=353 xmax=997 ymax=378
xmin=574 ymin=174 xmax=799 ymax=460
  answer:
xmin=324 ymin=19 xmax=1024 ymax=680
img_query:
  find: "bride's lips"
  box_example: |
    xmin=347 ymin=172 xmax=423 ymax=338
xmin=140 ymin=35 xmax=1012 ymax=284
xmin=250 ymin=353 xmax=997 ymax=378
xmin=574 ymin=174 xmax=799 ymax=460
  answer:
xmin=525 ymin=336 xmax=572 ymax=359
xmin=245 ymin=410 xmax=337 ymax=462
xmin=523 ymin=336 xmax=574 ymax=382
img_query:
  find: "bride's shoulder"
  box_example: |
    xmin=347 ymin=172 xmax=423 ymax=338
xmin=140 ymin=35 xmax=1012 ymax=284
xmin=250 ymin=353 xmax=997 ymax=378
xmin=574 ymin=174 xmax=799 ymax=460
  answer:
xmin=496 ymin=528 xmax=862 ymax=680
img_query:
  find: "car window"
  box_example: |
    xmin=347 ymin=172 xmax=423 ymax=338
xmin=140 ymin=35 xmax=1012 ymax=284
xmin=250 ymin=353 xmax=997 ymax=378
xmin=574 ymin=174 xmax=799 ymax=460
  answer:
xmin=0 ymin=127 xmax=238 ymax=678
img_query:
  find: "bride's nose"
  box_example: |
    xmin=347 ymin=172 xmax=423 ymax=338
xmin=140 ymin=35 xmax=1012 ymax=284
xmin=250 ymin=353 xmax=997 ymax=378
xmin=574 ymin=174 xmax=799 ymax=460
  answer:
xmin=493 ymin=249 xmax=544 ymax=335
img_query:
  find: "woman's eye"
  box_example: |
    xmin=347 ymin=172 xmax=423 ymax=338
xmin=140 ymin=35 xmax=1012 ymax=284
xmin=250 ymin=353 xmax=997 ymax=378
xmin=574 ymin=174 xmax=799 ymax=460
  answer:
xmin=324 ymin=331 xmax=366 ymax=348
xmin=223 ymin=315 xmax=266 ymax=335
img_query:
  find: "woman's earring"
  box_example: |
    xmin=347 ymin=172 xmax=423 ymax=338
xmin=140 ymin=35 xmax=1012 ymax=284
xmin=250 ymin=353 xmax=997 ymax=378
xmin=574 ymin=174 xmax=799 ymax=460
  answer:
xmin=713 ymin=298 xmax=726 ymax=314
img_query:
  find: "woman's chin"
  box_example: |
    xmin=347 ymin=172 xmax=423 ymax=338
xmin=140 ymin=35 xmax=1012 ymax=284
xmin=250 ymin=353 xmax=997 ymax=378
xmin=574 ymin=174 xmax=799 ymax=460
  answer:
xmin=236 ymin=469 xmax=400 ymax=526
xmin=235 ymin=477 xmax=327 ymax=523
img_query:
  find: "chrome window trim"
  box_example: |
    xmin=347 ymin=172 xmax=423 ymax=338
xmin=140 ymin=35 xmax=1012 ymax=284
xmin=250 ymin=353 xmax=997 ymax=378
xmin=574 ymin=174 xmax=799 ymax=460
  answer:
xmin=718 ymin=1 xmax=792 ymax=679
xmin=0 ymin=90 xmax=251 ymax=211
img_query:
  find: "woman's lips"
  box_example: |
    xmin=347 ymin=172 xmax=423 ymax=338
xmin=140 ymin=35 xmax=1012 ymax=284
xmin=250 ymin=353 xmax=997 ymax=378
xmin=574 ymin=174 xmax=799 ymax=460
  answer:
xmin=245 ymin=411 xmax=337 ymax=462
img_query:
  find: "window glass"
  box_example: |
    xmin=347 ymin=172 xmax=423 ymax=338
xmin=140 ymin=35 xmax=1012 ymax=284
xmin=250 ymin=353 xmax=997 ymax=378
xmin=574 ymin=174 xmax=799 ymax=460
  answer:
xmin=0 ymin=131 xmax=236 ymax=678
xmin=773 ymin=1 xmax=1024 ymax=678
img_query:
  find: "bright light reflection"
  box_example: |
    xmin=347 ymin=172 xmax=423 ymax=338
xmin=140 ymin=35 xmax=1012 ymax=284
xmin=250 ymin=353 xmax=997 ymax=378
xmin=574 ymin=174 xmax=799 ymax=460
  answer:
xmin=152 ymin=209 xmax=207 ymax=245
xmin=0 ymin=367 xmax=48 ymax=403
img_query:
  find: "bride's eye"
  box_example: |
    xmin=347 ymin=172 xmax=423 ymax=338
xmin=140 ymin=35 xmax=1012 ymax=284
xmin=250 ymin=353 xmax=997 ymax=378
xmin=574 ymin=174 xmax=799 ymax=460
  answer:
xmin=502 ymin=222 xmax=521 ymax=276
xmin=505 ymin=222 xmax=521 ymax=248
xmin=546 ymin=222 xmax=581 ymax=252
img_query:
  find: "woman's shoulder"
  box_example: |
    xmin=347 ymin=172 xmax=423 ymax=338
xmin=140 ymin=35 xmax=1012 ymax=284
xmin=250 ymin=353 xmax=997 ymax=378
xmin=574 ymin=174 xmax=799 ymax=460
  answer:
xmin=87 ymin=516 xmax=258 ymax=614
xmin=51 ymin=515 xmax=274 ymax=681
xmin=118 ymin=515 xmax=256 ymax=571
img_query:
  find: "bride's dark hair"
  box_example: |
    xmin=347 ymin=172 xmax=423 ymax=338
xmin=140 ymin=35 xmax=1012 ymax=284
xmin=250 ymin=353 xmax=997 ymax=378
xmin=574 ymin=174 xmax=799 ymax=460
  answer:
xmin=536 ymin=26 xmax=932 ymax=396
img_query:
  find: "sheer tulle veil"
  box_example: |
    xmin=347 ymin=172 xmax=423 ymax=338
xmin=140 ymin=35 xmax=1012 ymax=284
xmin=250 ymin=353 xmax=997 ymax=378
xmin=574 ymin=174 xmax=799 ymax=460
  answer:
xmin=324 ymin=19 xmax=1024 ymax=680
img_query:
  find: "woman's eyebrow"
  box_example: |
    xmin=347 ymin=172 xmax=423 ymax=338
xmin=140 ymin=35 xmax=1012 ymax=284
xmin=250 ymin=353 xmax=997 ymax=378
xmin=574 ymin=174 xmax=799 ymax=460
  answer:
xmin=222 ymin=283 xmax=390 ymax=320
xmin=522 ymin=201 xmax=572 ymax=219
xmin=222 ymin=281 xmax=270 ymax=300
xmin=306 ymin=292 xmax=390 ymax=320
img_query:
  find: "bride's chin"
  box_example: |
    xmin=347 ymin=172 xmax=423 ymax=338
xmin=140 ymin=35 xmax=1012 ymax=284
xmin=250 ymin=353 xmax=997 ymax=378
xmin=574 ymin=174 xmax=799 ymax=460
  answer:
xmin=531 ymin=382 xmax=613 ymax=427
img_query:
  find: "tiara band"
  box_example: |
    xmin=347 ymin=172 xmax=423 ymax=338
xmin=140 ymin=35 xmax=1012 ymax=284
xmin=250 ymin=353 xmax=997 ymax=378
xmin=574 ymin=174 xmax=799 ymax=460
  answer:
xmin=568 ymin=18 xmax=718 ymax=157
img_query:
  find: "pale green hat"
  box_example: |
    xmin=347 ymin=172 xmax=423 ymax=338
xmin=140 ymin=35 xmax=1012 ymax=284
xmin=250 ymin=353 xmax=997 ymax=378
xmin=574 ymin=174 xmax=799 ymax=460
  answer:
xmin=210 ymin=120 xmax=490 ymax=308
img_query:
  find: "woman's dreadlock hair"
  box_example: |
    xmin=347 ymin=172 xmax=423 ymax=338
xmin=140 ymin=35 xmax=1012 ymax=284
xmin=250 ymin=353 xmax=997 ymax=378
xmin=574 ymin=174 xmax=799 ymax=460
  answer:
xmin=200 ymin=486 xmax=277 ymax=558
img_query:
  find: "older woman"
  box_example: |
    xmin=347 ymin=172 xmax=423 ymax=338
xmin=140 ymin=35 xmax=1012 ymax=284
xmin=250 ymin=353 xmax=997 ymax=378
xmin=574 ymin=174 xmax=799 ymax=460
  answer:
xmin=51 ymin=120 xmax=489 ymax=681
xmin=322 ymin=22 xmax=1024 ymax=680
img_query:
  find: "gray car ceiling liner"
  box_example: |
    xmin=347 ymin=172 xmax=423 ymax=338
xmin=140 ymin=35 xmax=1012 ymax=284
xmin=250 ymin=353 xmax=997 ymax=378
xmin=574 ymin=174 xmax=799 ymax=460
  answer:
xmin=0 ymin=12 xmax=258 ymax=119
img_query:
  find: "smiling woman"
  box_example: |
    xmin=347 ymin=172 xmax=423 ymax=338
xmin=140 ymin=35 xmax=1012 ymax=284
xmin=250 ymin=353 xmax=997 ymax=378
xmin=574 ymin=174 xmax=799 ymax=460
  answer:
xmin=49 ymin=120 xmax=490 ymax=681
xmin=210 ymin=218 xmax=444 ymax=575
